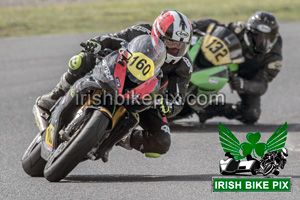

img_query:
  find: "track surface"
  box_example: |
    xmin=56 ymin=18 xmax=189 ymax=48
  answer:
xmin=0 ymin=22 xmax=300 ymax=199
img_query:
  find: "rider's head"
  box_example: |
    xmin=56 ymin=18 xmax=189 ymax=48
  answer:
xmin=280 ymin=147 xmax=288 ymax=159
xmin=245 ymin=11 xmax=279 ymax=54
xmin=151 ymin=10 xmax=193 ymax=64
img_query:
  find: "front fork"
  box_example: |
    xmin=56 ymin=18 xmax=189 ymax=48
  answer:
xmin=94 ymin=106 xmax=140 ymax=160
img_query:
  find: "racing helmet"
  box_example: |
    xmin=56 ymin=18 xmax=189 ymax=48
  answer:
xmin=280 ymin=147 xmax=288 ymax=159
xmin=151 ymin=10 xmax=193 ymax=64
xmin=126 ymin=35 xmax=166 ymax=84
xmin=245 ymin=11 xmax=279 ymax=54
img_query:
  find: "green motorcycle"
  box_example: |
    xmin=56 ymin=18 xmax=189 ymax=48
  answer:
xmin=170 ymin=24 xmax=244 ymax=121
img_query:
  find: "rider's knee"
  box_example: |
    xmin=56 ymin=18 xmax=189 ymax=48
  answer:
xmin=241 ymin=106 xmax=261 ymax=124
xmin=153 ymin=128 xmax=171 ymax=154
xmin=68 ymin=52 xmax=95 ymax=76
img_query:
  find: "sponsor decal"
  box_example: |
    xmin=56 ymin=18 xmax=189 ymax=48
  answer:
xmin=102 ymin=60 xmax=114 ymax=81
xmin=161 ymin=125 xmax=170 ymax=134
xmin=45 ymin=124 xmax=54 ymax=148
xmin=70 ymin=87 xmax=76 ymax=98
xmin=116 ymin=77 xmax=121 ymax=87
xmin=209 ymin=78 xmax=218 ymax=85
xmin=176 ymin=30 xmax=189 ymax=38
xmin=130 ymin=94 xmax=140 ymax=98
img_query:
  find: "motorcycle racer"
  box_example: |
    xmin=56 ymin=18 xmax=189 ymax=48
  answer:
xmin=35 ymin=10 xmax=193 ymax=158
xmin=192 ymin=11 xmax=282 ymax=124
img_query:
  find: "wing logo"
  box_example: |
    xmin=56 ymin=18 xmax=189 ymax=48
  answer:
xmin=219 ymin=122 xmax=288 ymax=160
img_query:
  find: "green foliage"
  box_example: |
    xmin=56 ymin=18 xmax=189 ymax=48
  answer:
xmin=0 ymin=0 xmax=299 ymax=37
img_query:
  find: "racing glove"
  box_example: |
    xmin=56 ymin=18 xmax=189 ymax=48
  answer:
xmin=231 ymin=76 xmax=245 ymax=94
xmin=84 ymin=39 xmax=102 ymax=54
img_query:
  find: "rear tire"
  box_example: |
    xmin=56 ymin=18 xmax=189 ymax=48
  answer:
xmin=21 ymin=133 xmax=46 ymax=177
xmin=44 ymin=110 xmax=110 ymax=182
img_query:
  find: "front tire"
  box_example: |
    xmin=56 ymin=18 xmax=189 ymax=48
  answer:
xmin=21 ymin=133 xmax=46 ymax=177
xmin=263 ymin=163 xmax=274 ymax=176
xmin=44 ymin=110 xmax=110 ymax=182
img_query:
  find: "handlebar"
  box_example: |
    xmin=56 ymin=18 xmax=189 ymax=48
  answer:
xmin=80 ymin=42 xmax=113 ymax=59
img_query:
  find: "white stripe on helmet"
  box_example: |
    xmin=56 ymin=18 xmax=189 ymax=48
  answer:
xmin=169 ymin=10 xmax=191 ymax=43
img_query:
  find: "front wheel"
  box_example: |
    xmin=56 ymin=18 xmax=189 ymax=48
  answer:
xmin=263 ymin=163 xmax=275 ymax=176
xmin=21 ymin=132 xmax=46 ymax=177
xmin=44 ymin=110 xmax=110 ymax=182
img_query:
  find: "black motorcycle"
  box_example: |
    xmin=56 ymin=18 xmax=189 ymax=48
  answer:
xmin=258 ymin=148 xmax=288 ymax=176
xmin=21 ymin=35 xmax=166 ymax=182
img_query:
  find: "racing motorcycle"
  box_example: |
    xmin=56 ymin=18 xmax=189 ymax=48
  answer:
xmin=21 ymin=35 xmax=166 ymax=182
xmin=258 ymin=148 xmax=288 ymax=176
xmin=169 ymin=24 xmax=244 ymax=121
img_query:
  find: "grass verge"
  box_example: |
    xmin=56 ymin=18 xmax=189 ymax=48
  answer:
xmin=0 ymin=0 xmax=299 ymax=37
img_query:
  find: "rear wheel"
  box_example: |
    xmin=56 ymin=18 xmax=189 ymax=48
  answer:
xmin=21 ymin=133 xmax=46 ymax=177
xmin=44 ymin=110 xmax=110 ymax=182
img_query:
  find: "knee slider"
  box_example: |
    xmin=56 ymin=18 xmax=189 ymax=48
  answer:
xmin=159 ymin=135 xmax=171 ymax=154
xmin=154 ymin=132 xmax=171 ymax=154
xmin=145 ymin=136 xmax=170 ymax=158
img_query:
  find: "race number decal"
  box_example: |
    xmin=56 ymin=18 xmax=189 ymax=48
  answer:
xmin=127 ymin=52 xmax=155 ymax=81
xmin=45 ymin=124 xmax=54 ymax=148
xmin=202 ymin=35 xmax=231 ymax=65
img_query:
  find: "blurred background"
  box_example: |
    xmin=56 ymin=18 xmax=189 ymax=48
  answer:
xmin=1 ymin=0 xmax=300 ymax=37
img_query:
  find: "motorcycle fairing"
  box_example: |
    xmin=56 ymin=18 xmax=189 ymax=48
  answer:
xmin=114 ymin=52 xmax=127 ymax=95
xmin=121 ymin=76 xmax=159 ymax=100
xmin=190 ymin=65 xmax=228 ymax=93
xmin=41 ymin=76 xmax=103 ymax=154
xmin=113 ymin=51 xmax=160 ymax=100
xmin=189 ymin=36 xmax=203 ymax=62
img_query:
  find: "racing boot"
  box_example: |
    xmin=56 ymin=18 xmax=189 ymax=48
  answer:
xmin=116 ymin=134 xmax=133 ymax=150
xmin=101 ymin=148 xmax=112 ymax=163
xmin=101 ymin=135 xmax=132 ymax=163
xmin=198 ymin=103 xmax=241 ymax=123
xmin=36 ymin=72 xmax=72 ymax=112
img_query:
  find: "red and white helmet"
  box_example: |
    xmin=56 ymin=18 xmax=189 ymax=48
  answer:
xmin=151 ymin=10 xmax=193 ymax=64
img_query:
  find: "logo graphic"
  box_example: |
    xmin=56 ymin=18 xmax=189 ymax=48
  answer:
xmin=176 ymin=30 xmax=189 ymax=38
xmin=214 ymin=122 xmax=290 ymax=192
xmin=219 ymin=122 xmax=287 ymax=160
xmin=161 ymin=125 xmax=170 ymax=134
xmin=208 ymin=78 xmax=219 ymax=85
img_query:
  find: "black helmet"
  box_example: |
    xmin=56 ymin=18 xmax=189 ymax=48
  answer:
xmin=246 ymin=11 xmax=279 ymax=54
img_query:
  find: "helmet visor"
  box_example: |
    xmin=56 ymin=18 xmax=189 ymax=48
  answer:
xmin=162 ymin=38 xmax=190 ymax=57
xmin=251 ymin=30 xmax=279 ymax=53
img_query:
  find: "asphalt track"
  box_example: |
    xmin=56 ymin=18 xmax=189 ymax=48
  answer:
xmin=0 ymin=22 xmax=300 ymax=199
